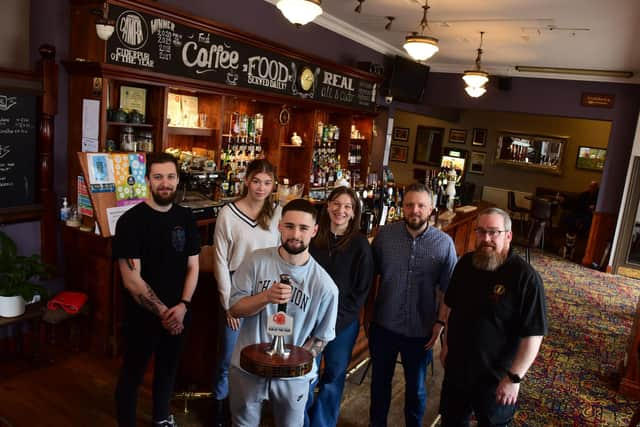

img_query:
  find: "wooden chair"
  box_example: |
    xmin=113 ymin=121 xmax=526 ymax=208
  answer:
xmin=507 ymin=191 xmax=530 ymax=234
xmin=529 ymin=197 xmax=552 ymax=250
xmin=513 ymin=218 xmax=546 ymax=263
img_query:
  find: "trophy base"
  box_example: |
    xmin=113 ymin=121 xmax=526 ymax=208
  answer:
xmin=240 ymin=343 xmax=313 ymax=378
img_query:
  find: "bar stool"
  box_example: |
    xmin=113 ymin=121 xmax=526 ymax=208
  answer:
xmin=507 ymin=191 xmax=530 ymax=234
xmin=513 ymin=219 xmax=546 ymax=263
xmin=42 ymin=292 xmax=90 ymax=352
xmin=529 ymin=197 xmax=552 ymax=250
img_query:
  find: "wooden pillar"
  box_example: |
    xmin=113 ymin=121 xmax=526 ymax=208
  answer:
xmin=37 ymin=44 xmax=58 ymax=266
xmin=581 ymin=212 xmax=615 ymax=268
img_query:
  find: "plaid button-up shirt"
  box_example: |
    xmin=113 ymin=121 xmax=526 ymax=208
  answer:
xmin=372 ymin=221 xmax=458 ymax=338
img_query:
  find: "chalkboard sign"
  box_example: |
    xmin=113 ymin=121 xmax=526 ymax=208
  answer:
xmin=106 ymin=5 xmax=377 ymax=112
xmin=0 ymin=89 xmax=38 ymax=208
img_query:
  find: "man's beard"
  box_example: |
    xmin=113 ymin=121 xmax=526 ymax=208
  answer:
xmin=282 ymin=239 xmax=307 ymax=255
xmin=405 ymin=215 xmax=428 ymax=231
xmin=472 ymin=243 xmax=508 ymax=271
xmin=151 ymin=188 xmax=176 ymax=206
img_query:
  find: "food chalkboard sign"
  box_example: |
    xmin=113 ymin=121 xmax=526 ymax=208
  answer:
xmin=0 ymin=89 xmax=38 ymax=208
xmin=105 ymin=5 xmax=377 ymax=112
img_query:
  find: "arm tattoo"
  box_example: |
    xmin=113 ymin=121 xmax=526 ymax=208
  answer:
xmin=303 ymin=337 xmax=328 ymax=358
xmin=126 ymin=258 xmax=136 ymax=271
xmin=134 ymin=283 xmax=164 ymax=317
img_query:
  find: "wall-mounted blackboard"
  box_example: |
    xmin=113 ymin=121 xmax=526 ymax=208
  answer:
xmin=0 ymin=89 xmax=38 ymax=208
xmin=106 ymin=5 xmax=377 ymax=112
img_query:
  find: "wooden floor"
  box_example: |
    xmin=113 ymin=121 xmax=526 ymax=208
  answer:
xmin=0 ymin=341 xmax=444 ymax=427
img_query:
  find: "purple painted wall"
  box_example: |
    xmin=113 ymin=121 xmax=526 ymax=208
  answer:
xmin=419 ymin=73 xmax=640 ymax=213
xmin=26 ymin=0 xmax=640 ymax=238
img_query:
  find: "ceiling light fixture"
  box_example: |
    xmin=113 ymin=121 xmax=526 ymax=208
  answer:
xmin=91 ymin=3 xmax=115 ymax=41
xmin=354 ymin=0 xmax=365 ymax=14
xmin=276 ymin=0 xmax=322 ymax=28
xmin=385 ymin=16 xmax=395 ymax=31
xmin=464 ymin=86 xmax=487 ymax=98
xmin=515 ymin=65 xmax=634 ymax=79
xmin=462 ymin=31 xmax=489 ymax=98
xmin=403 ymin=0 xmax=439 ymax=61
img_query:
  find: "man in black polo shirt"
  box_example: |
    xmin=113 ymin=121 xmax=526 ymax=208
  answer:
xmin=439 ymin=207 xmax=547 ymax=426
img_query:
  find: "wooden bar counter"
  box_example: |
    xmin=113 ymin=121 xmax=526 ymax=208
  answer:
xmin=348 ymin=200 xmax=493 ymax=372
xmin=61 ymin=200 xmax=492 ymax=388
xmin=439 ymin=201 xmax=494 ymax=256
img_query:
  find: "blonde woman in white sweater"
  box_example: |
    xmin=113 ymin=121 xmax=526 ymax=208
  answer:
xmin=211 ymin=159 xmax=281 ymax=425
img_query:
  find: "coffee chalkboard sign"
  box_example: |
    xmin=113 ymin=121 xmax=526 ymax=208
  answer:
xmin=106 ymin=5 xmax=377 ymax=112
xmin=0 ymin=89 xmax=38 ymax=208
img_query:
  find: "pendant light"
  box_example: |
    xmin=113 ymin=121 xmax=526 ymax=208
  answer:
xmin=276 ymin=0 xmax=323 ymax=27
xmin=403 ymin=0 xmax=439 ymax=61
xmin=462 ymin=32 xmax=489 ymax=97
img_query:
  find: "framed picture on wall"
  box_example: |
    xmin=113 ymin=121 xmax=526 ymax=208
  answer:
xmin=575 ymin=146 xmax=607 ymax=171
xmin=449 ymin=129 xmax=467 ymax=144
xmin=392 ymin=127 xmax=410 ymax=142
xmin=390 ymin=144 xmax=409 ymax=162
xmin=469 ymin=151 xmax=487 ymax=174
xmin=472 ymin=128 xmax=488 ymax=146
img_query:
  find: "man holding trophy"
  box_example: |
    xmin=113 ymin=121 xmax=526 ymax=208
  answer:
xmin=228 ymin=199 xmax=339 ymax=427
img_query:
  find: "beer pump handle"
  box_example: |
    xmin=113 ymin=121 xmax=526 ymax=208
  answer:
xmin=278 ymin=274 xmax=291 ymax=313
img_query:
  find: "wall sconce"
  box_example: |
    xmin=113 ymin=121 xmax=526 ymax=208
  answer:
xmin=92 ymin=3 xmax=115 ymax=41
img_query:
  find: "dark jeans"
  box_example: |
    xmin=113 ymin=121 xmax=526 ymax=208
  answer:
xmin=440 ymin=376 xmax=516 ymax=427
xmin=368 ymin=323 xmax=433 ymax=427
xmin=305 ymin=319 xmax=360 ymax=427
xmin=115 ymin=314 xmax=189 ymax=427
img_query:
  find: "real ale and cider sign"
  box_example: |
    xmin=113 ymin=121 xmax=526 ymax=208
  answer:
xmin=106 ymin=5 xmax=377 ymax=112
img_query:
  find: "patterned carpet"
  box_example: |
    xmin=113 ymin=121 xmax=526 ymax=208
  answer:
xmin=515 ymin=250 xmax=640 ymax=426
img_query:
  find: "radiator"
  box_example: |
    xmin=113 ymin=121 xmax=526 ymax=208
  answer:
xmin=481 ymin=186 xmax=533 ymax=212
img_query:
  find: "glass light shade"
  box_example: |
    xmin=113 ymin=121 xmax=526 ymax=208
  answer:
xmin=95 ymin=21 xmax=115 ymax=41
xmin=462 ymin=71 xmax=489 ymax=88
xmin=277 ymin=0 xmax=322 ymax=26
xmin=465 ymin=85 xmax=487 ymax=98
xmin=403 ymin=35 xmax=439 ymax=61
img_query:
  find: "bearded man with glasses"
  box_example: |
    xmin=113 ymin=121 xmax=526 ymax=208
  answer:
xmin=439 ymin=207 xmax=548 ymax=427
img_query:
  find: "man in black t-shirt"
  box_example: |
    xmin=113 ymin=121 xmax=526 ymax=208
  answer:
xmin=439 ymin=207 xmax=547 ymax=427
xmin=113 ymin=153 xmax=200 ymax=427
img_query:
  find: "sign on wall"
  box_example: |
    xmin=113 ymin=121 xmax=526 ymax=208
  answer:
xmin=0 ymin=90 xmax=37 ymax=208
xmin=106 ymin=5 xmax=377 ymax=112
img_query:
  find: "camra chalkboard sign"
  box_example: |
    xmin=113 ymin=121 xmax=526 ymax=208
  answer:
xmin=0 ymin=89 xmax=37 ymax=208
xmin=106 ymin=5 xmax=377 ymax=112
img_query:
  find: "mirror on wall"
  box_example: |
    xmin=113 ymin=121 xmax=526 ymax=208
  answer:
xmin=495 ymin=131 xmax=567 ymax=174
xmin=414 ymin=126 xmax=444 ymax=166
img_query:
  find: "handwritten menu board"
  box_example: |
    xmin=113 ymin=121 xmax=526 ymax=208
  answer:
xmin=0 ymin=90 xmax=37 ymax=208
xmin=106 ymin=5 xmax=377 ymax=112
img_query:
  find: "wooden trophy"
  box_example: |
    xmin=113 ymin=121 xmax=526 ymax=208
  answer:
xmin=240 ymin=274 xmax=313 ymax=378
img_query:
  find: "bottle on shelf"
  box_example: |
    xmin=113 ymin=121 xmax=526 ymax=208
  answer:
xmin=60 ymin=197 xmax=70 ymax=221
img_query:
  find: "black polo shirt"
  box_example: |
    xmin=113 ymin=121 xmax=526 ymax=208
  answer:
xmin=444 ymin=249 xmax=548 ymax=386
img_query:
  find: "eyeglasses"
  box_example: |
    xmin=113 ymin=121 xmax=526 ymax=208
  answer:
xmin=474 ymin=228 xmax=508 ymax=238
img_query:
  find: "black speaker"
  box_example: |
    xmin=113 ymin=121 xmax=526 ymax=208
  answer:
xmin=498 ymin=77 xmax=512 ymax=91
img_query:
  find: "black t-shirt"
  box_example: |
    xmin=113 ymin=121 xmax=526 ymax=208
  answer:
xmin=112 ymin=202 xmax=200 ymax=320
xmin=444 ymin=249 xmax=548 ymax=386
